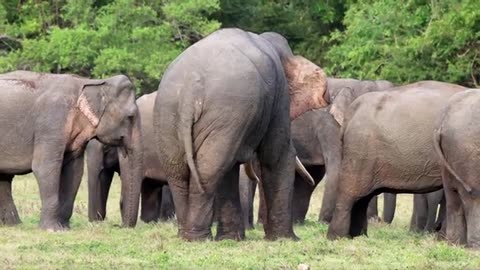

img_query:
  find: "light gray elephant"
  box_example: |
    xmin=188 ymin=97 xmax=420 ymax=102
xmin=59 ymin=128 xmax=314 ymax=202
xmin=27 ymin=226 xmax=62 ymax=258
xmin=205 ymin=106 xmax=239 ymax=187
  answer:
xmin=153 ymin=28 xmax=328 ymax=241
xmin=327 ymin=81 xmax=466 ymax=240
xmin=0 ymin=71 xmax=143 ymax=231
xmin=434 ymin=89 xmax=480 ymax=248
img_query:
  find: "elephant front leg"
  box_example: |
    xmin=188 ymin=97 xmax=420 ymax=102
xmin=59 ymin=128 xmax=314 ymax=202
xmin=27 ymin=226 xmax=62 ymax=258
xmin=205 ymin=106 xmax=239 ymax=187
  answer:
xmin=58 ymin=155 xmax=85 ymax=228
xmin=382 ymin=193 xmax=397 ymax=224
xmin=367 ymin=195 xmax=380 ymax=222
xmin=32 ymin=142 xmax=67 ymax=231
xmin=215 ymin=164 xmax=245 ymax=241
xmin=350 ymin=194 xmax=373 ymax=237
xmin=410 ymin=194 xmax=428 ymax=233
xmin=88 ymin=169 xmax=114 ymax=222
xmin=0 ymin=175 xmax=21 ymax=225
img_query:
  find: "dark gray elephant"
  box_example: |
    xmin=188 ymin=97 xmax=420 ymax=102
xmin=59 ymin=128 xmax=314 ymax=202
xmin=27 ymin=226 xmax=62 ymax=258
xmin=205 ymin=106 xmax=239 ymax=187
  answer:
xmin=0 ymin=71 xmax=142 ymax=231
xmin=434 ymin=89 xmax=480 ymax=248
xmin=410 ymin=189 xmax=445 ymax=233
xmin=153 ymin=28 xmax=328 ymax=241
xmin=87 ymin=92 xmax=175 ymax=223
xmin=327 ymin=81 xmax=466 ymax=240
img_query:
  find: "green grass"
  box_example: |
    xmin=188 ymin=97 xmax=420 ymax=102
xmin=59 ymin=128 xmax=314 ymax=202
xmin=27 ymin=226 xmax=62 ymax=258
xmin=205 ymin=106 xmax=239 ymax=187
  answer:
xmin=1 ymin=174 xmax=479 ymax=269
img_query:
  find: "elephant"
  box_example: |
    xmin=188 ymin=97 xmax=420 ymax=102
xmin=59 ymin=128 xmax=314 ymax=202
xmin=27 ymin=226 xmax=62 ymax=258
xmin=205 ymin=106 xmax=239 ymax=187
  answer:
xmin=410 ymin=189 xmax=445 ymax=233
xmin=433 ymin=89 xmax=480 ymax=248
xmin=153 ymin=28 xmax=328 ymax=241
xmin=292 ymin=78 xmax=396 ymax=224
xmin=86 ymin=91 xmax=175 ymax=223
xmin=326 ymin=81 xmax=466 ymax=240
xmin=0 ymin=71 xmax=142 ymax=231
xmin=239 ymin=78 xmax=397 ymax=225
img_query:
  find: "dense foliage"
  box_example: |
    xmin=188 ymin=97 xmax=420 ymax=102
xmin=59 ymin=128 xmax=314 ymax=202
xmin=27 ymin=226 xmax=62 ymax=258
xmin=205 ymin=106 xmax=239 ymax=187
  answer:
xmin=0 ymin=0 xmax=478 ymax=94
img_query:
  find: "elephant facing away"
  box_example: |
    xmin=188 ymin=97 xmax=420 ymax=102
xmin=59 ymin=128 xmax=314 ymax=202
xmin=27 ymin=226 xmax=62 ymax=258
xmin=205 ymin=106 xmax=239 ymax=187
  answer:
xmin=327 ymin=81 xmax=466 ymax=240
xmin=153 ymin=28 xmax=328 ymax=241
xmin=433 ymin=89 xmax=480 ymax=248
xmin=0 ymin=71 xmax=143 ymax=231
xmin=86 ymin=92 xmax=175 ymax=223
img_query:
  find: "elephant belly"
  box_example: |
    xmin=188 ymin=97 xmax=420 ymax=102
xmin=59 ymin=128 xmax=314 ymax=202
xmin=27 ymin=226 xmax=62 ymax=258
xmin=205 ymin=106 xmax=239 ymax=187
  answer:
xmin=0 ymin=150 xmax=33 ymax=175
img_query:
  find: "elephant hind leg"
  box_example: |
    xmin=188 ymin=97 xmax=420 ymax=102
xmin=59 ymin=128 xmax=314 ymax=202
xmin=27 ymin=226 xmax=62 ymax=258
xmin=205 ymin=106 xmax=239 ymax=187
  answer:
xmin=0 ymin=174 xmax=20 ymax=225
xmin=443 ymin=168 xmax=467 ymax=246
xmin=183 ymin=132 xmax=242 ymax=241
xmin=215 ymin=164 xmax=245 ymax=241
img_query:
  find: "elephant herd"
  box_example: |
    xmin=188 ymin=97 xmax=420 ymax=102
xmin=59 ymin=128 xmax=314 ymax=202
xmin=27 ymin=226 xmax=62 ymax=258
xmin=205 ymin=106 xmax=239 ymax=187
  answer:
xmin=0 ymin=28 xmax=478 ymax=248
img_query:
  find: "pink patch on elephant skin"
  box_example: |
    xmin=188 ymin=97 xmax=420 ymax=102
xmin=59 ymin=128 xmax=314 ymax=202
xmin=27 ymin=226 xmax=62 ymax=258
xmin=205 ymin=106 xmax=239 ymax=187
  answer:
xmin=284 ymin=55 xmax=328 ymax=120
xmin=76 ymin=92 xmax=100 ymax=127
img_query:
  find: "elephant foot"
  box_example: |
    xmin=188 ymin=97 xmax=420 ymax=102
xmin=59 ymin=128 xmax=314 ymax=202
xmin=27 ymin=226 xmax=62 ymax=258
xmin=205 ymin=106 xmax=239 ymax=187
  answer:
xmin=326 ymin=227 xmax=351 ymax=240
xmin=368 ymin=216 xmax=381 ymax=223
xmin=264 ymin=229 xmax=299 ymax=241
xmin=181 ymin=229 xmax=213 ymax=241
xmin=140 ymin=215 xmax=159 ymax=224
xmin=466 ymin=242 xmax=480 ymax=249
xmin=0 ymin=207 xmax=21 ymax=226
xmin=215 ymin=231 xmax=245 ymax=241
xmin=318 ymin=214 xmax=332 ymax=224
xmin=40 ymin=220 xmax=69 ymax=232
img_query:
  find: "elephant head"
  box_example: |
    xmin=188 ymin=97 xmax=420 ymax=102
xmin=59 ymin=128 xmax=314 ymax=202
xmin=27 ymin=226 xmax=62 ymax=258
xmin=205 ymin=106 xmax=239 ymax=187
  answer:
xmin=260 ymin=32 xmax=328 ymax=120
xmin=77 ymin=75 xmax=143 ymax=227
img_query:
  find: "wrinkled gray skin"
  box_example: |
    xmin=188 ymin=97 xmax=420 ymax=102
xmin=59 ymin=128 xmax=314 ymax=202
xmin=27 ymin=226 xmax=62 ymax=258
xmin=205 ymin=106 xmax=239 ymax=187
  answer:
xmin=0 ymin=71 xmax=142 ymax=231
xmin=292 ymin=78 xmax=396 ymax=224
xmin=327 ymin=81 xmax=466 ymax=240
xmin=240 ymin=78 xmax=397 ymax=226
xmin=410 ymin=189 xmax=445 ymax=233
xmin=87 ymin=92 xmax=175 ymax=223
xmin=434 ymin=89 xmax=480 ymax=248
xmin=153 ymin=28 xmax=328 ymax=241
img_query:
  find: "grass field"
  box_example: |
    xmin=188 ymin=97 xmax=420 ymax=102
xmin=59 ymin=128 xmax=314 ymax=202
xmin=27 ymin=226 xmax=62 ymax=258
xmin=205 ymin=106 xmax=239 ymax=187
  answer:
xmin=1 ymin=174 xmax=479 ymax=269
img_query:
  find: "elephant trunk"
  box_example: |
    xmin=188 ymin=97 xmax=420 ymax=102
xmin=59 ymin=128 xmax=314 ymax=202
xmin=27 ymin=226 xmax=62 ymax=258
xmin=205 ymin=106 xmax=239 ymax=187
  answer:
xmin=118 ymin=116 xmax=143 ymax=227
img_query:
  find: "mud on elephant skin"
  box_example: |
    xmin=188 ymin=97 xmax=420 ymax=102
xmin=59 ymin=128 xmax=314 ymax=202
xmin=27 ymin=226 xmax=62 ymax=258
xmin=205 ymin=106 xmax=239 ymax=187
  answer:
xmin=433 ymin=89 xmax=480 ymax=248
xmin=327 ymin=81 xmax=466 ymax=240
xmin=86 ymin=91 xmax=175 ymax=224
xmin=153 ymin=28 xmax=328 ymax=241
xmin=0 ymin=71 xmax=143 ymax=231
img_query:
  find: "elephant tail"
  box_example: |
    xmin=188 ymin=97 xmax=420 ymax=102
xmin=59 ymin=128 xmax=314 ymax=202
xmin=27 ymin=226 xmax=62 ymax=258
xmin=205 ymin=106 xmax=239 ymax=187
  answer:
xmin=433 ymin=122 xmax=473 ymax=194
xmin=181 ymin=76 xmax=205 ymax=194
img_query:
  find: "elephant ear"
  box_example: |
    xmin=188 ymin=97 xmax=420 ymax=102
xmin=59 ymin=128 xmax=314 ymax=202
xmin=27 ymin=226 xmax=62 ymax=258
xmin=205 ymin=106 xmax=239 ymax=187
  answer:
xmin=284 ymin=55 xmax=328 ymax=120
xmin=77 ymin=80 xmax=107 ymax=128
xmin=328 ymin=87 xmax=355 ymax=127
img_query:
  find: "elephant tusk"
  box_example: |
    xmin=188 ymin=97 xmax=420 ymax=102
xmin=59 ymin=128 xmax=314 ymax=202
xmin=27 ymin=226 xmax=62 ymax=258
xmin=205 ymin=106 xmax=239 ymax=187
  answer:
xmin=295 ymin=156 xmax=315 ymax=186
xmin=244 ymin=160 xmax=260 ymax=183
